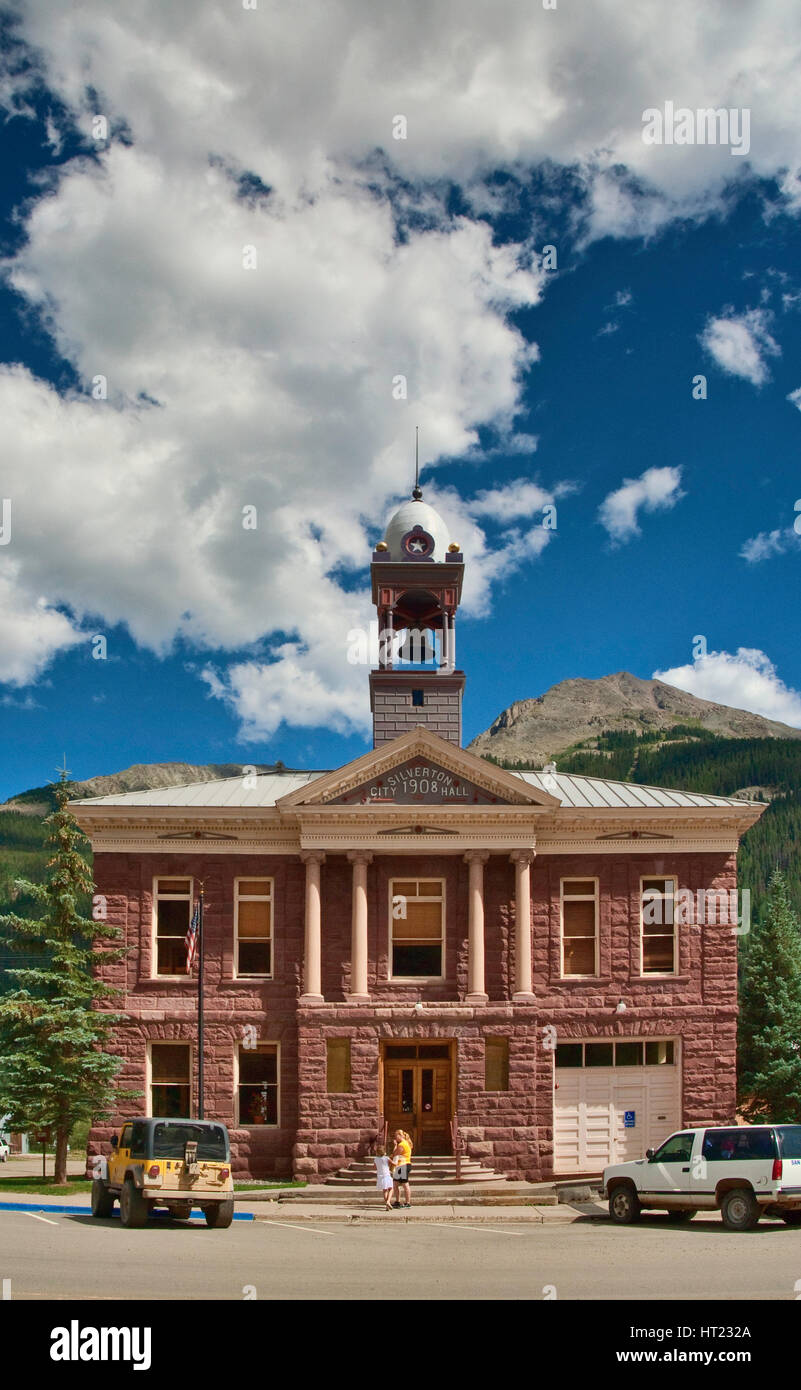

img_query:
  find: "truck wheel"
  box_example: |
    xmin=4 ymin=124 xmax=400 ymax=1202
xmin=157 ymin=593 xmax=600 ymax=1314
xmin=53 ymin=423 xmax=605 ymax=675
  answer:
xmin=721 ymin=1188 xmax=759 ymax=1231
xmin=90 ymin=1179 xmax=115 ymax=1218
xmin=204 ymin=1199 xmax=234 ymax=1229
xmin=608 ymin=1184 xmax=641 ymax=1224
xmin=782 ymin=1210 xmax=801 ymax=1226
xmin=666 ymin=1209 xmax=696 ymax=1223
xmin=120 ymin=1178 xmax=148 ymax=1229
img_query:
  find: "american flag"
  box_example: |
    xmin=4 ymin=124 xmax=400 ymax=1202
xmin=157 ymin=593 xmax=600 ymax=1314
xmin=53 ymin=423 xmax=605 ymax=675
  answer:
xmin=185 ymin=900 xmax=200 ymax=972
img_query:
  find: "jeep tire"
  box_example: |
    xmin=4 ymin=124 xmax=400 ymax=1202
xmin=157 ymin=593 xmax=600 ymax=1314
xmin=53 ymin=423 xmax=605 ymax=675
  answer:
xmin=204 ymin=1199 xmax=234 ymax=1229
xmin=120 ymin=1177 xmax=149 ymax=1229
xmin=721 ymin=1188 xmax=759 ymax=1231
xmin=608 ymin=1184 xmax=641 ymax=1224
xmin=91 ymin=1178 xmax=115 ymax=1218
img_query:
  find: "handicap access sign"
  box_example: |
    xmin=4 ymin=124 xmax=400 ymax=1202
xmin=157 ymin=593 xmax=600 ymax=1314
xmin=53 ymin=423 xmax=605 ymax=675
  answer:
xmin=623 ymin=1110 xmax=636 ymax=1128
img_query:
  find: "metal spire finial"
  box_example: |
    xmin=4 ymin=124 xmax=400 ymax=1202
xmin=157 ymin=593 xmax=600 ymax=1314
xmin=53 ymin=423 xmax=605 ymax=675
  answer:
xmin=412 ymin=426 xmax=422 ymax=500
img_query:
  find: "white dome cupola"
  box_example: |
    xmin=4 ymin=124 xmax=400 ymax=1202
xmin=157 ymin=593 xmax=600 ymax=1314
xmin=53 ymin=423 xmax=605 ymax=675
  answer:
xmin=383 ymin=495 xmax=452 ymax=562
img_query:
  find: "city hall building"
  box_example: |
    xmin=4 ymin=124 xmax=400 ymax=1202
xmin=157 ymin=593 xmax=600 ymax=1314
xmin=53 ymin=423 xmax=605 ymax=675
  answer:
xmin=74 ymin=491 xmax=764 ymax=1181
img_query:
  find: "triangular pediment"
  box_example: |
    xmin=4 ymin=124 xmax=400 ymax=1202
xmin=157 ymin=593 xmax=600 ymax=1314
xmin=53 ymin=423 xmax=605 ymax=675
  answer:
xmin=276 ymin=728 xmax=560 ymax=810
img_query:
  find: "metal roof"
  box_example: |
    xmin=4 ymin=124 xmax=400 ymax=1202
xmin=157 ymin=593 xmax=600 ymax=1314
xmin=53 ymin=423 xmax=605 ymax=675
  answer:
xmin=70 ymin=767 xmax=760 ymax=811
xmin=513 ymin=771 xmax=753 ymax=810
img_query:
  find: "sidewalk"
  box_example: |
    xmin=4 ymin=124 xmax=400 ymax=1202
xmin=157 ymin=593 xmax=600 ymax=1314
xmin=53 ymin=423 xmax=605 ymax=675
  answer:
xmin=245 ymin=1198 xmax=607 ymax=1223
xmin=0 ymin=1189 xmax=608 ymax=1223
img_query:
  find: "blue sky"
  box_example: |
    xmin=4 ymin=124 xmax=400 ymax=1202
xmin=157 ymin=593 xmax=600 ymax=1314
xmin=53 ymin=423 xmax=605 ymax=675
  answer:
xmin=1 ymin=2 xmax=801 ymax=801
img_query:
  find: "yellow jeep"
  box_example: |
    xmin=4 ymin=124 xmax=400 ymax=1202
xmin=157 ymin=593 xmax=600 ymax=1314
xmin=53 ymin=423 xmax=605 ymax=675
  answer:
xmin=91 ymin=1118 xmax=235 ymax=1229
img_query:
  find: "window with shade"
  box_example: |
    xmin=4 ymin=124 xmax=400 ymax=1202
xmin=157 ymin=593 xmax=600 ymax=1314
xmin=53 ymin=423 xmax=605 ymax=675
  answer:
xmin=485 ymin=1037 xmax=509 ymax=1091
xmin=641 ymin=877 xmax=677 ymax=974
xmin=150 ymin=1043 xmax=191 ymax=1117
xmin=235 ymin=878 xmax=273 ymax=978
xmin=561 ymin=879 xmax=598 ymax=977
xmin=238 ymin=1045 xmax=279 ymax=1126
xmin=390 ymin=878 xmax=445 ymax=978
xmin=326 ymin=1038 xmax=351 ymax=1093
xmin=154 ymin=878 xmax=192 ymax=976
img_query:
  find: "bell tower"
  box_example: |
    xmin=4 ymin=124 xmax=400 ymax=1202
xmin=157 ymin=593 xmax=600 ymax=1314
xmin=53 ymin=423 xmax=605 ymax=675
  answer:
xmin=369 ymin=476 xmax=465 ymax=747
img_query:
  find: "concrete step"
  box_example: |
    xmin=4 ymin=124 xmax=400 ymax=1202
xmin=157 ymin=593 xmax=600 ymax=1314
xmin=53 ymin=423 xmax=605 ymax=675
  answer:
xmin=327 ymin=1156 xmax=506 ymax=1186
xmin=275 ymin=1181 xmax=559 ymax=1207
xmin=324 ymin=1173 xmax=503 ymax=1185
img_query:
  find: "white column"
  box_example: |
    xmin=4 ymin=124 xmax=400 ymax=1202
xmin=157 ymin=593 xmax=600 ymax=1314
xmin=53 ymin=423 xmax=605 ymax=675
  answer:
xmin=464 ymin=850 xmax=489 ymax=1004
xmin=300 ymin=851 xmax=325 ymax=1003
xmin=510 ymin=850 xmax=536 ymax=1001
xmin=346 ymin=850 xmax=373 ymax=1002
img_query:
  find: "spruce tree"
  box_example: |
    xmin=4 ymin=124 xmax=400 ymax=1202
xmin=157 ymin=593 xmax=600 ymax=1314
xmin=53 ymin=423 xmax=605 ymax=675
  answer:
xmin=738 ymin=869 xmax=801 ymax=1122
xmin=0 ymin=771 xmax=133 ymax=1184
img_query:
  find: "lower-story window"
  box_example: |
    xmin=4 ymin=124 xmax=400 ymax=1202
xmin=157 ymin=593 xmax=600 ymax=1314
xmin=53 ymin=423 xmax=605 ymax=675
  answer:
xmin=485 ymin=1037 xmax=510 ymax=1091
xmin=150 ymin=1043 xmax=191 ymax=1117
xmin=238 ymin=1044 xmax=279 ymax=1126
xmin=555 ymin=1040 xmax=675 ymax=1067
xmin=326 ymin=1038 xmax=351 ymax=1093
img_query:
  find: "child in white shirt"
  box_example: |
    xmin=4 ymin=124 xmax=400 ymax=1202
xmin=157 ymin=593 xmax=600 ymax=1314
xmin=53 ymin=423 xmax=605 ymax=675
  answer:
xmin=373 ymin=1145 xmax=394 ymax=1210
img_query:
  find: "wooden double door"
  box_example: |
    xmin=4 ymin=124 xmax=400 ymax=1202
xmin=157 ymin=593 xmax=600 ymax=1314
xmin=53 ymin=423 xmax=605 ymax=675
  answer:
xmin=383 ymin=1046 xmax=453 ymax=1154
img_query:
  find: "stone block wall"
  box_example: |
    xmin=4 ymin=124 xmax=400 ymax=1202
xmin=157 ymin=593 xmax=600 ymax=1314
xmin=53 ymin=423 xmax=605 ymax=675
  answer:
xmin=87 ymin=846 xmax=741 ymax=1181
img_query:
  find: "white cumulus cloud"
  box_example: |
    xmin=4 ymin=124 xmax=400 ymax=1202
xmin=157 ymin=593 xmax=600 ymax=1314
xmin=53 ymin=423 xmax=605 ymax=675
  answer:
xmin=699 ymin=308 xmax=780 ymax=386
xmin=654 ymin=648 xmax=801 ymax=727
xmin=598 ymin=467 xmax=684 ymax=545
xmin=740 ymin=525 xmax=801 ymax=562
xmin=2 ymin=0 xmax=801 ymax=739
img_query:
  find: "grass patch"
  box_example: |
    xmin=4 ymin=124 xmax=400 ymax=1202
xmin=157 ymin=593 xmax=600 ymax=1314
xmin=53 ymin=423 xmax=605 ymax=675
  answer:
xmin=234 ymin=1179 xmax=306 ymax=1190
xmin=0 ymin=1176 xmax=306 ymax=1197
xmin=0 ymin=1176 xmax=92 ymax=1195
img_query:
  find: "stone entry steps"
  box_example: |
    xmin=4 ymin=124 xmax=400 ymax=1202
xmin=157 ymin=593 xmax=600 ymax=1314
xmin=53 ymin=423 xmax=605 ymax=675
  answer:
xmin=324 ymin=1155 xmax=506 ymax=1186
xmin=268 ymin=1154 xmax=562 ymax=1206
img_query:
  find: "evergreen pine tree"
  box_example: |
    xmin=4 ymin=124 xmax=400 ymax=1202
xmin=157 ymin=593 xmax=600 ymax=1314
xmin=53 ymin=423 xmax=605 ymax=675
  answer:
xmin=0 ymin=771 xmax=134 ymax=1184
xmin=738 ymin=868 xmax=801 ymax=1122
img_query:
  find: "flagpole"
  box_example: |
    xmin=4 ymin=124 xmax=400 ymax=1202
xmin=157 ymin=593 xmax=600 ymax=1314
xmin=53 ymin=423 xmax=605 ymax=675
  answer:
xmin=197 ymin=883 xmax=205 ymax=1120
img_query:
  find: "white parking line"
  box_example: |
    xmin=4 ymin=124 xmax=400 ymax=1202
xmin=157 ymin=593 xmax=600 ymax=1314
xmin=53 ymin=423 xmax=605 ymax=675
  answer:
xmin=259 ymin=1219 xmax=337 ymax=1236
xmin=24 ymin=1212 xmax=59 ymax=1226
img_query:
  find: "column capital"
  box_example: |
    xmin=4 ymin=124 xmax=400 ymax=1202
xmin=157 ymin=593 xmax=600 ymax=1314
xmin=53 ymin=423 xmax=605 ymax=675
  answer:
xmin=300 ymin=850 xmax=326 ymax=865
xmin=463 ymin=849 xmax=490 ymax=865
xmin=509 ymin=848 xmax=536 ymax=865
xmin=346 ymin=850 xmax=374 ymax=865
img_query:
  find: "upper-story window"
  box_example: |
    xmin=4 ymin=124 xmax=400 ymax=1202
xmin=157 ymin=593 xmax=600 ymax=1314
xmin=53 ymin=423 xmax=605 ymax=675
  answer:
xmin=390 ymin=878 xmax=445 ymax=979
xmin=235 ymin=878 xmax=273 ymax=978
xmin=561 ymin=878 xmax=598 ymax=976
xmin=154 ymin=877 xmax=193 ymax=976
xmin=641 ymin=877 xmax=678 ymax=974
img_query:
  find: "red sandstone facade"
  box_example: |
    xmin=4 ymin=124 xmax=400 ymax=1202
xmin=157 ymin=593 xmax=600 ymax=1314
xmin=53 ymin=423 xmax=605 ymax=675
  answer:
xmin=81 ymin=790 xmax=751 ymax=1181
xmin=75 ymin=491 xmax=763 ymax=1182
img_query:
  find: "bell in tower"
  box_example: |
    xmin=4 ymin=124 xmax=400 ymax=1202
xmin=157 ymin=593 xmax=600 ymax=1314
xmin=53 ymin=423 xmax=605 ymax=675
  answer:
xmin=369 ymin=449 xmax=466 ymax=747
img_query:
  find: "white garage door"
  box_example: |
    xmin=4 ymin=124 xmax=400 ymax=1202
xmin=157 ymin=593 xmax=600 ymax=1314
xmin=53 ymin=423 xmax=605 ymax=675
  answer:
xmin=554 ymin=1039 xmax=680 ymax=1173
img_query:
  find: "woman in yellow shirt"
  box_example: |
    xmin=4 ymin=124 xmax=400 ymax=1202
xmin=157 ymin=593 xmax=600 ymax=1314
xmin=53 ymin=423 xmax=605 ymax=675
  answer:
xmin=390 ymin=1130 xmax=413 ymax=1208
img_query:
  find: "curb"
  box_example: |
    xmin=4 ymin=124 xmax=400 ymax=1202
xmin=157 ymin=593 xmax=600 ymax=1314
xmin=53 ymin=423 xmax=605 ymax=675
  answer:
xmin=0 ymin=1199 xmax=254 ymax=1222
xmin=250 ymin=1204 xmax=598 ymax=1224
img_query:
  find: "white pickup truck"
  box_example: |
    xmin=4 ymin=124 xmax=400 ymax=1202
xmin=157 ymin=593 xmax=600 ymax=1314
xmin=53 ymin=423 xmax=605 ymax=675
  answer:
xmin=603 ymin=1124 xmax=801 ymax=1231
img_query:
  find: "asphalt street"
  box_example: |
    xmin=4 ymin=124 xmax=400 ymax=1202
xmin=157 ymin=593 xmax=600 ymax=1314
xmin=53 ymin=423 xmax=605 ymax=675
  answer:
xmin=2 ymin=1208 xmax=800 ymax=1300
